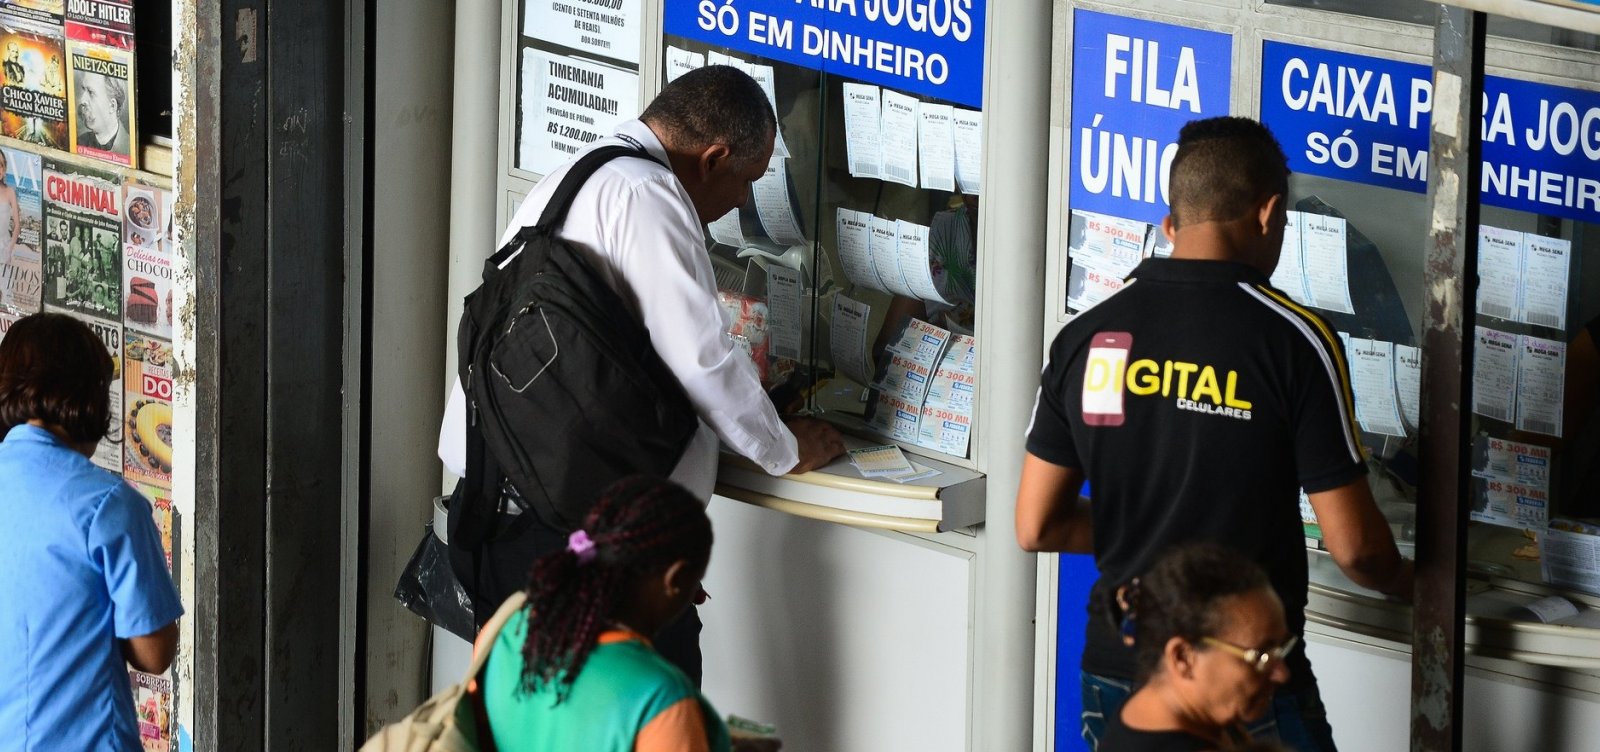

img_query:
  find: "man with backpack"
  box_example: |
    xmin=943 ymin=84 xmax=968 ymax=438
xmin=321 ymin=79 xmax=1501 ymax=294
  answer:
xmin=439 ymin=65 xmax=845 ymax=684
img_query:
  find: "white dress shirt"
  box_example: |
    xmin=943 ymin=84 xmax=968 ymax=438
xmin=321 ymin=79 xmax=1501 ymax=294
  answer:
xmin=439 ymin=120 xmax=799 ymax=500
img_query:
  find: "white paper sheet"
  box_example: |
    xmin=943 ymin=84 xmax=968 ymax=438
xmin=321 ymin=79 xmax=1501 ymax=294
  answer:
xmin=707 ymin=208 xmax=744 ymax=248
xmin=878 ymin=351 xmax=936 ymax=402
xmin=1472 ymin=326 xmax=1519 ymax=423
xmin=1477 ymin=224 xmax=1522 ymax=322
xmin=916 ymin=401 xmax=973 ymax=456
xmin=834 ymin=208 xmax=882 ymax=292
xmin=747 ymin=64 xmax=790 ymax=158
xmin=917 ymin=102 xmax=955 ymax=192
xmin=1270 ymin=211 xmax=1311 ymax=305
xmin=830 ymin=294 xmax=874 ymax=385
xmin=1348 ymin=338 xmax=1406 ymax=437
xmin=1069 ymin=210 xmax=1147 ymax=278
xmin=869 ymin=215 xmax=914 ymax=297
xmin=1544 ymin=521 xmax=1600 ymax=596
xmin=1143 ymin=228 xmax=1172 ymax=259
xmin=885 ymin=317 xmax=952 ymax=370
xmin=525 ymin=0 xmax=642 ymax=65
xmin=896 ymin=220 xmax=947 ymax=304
xmin=1300 ymin=213 xmax=1354 ymax=314
xmin=765 ymin=264 xmax=803 ymax=362
xmin=1515 ymin=334 xmax=1565 ymax=438
xmin=869 ymin=393 xmax=923 ymax=442
xmin=1520 ymin=233 xmax=1571 ymax=330
xmin=842 ymin=82 xmax=883 ymax=179
xmin=707 ymin=50 xmax=732 ymax=67
xmin=752 ymin=159 xmax=805 ymax=246
xmin=1394 ymin=344 xmax=1422 ymax=432
xmin=1066 ymin=263 xmax=1129 ymax=314
xmin=925 ymin=334 xmax=977 ymax=411
xmin=879 ymin=90 xmax=920 ymax=188
xmin=1471 ymin=436 xmax=1552 ymax=488
xmin=664 ymin=46 xmax=704 ymax=83
xmin=952 ymin=108 xmax=982 ymax=195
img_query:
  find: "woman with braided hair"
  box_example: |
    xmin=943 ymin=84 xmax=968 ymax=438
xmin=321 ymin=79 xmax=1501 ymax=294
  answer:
xmin=1099 ymin=543 xmax=1299 ymax=751
xmin=479 ymin=475 xmax=730 ymax=751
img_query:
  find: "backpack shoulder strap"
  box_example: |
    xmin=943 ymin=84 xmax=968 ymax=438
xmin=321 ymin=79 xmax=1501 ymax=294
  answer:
xmin=466 ymin=590 xmax=528 ymax=682
xmin=487 ymin=144 xmax=664 ymax=269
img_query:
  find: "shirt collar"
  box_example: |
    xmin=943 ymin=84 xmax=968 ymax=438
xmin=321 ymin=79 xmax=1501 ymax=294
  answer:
xmin=613 ymin=119 xmax=672 ymax=168
xmin=4 ymin=423 xmax=63 ymax=444
xmin=1129 ymin=257 xmax=1270 ymax=285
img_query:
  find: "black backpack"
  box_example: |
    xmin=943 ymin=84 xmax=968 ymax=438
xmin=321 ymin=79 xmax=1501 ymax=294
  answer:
xmin=448 ymin=145 xmax=699 ymax=615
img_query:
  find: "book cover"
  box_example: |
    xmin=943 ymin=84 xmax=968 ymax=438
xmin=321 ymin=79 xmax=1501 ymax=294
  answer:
xmin=65 ymin=37 xmax=132 ymax=166
xmin=43 ymin=156 xmax=120 ymax=318
xmin=64 ymin=0 xmax=132 ymax=43
xmin=0 ymin=144 xmax=42 ymax=313
xmin=121 ymin=181 xmax=168 ymax=337
xmin=122 ymin=332 xmax=170 ymax=488
xmin=0 ymin=8 xmax=67 ymax=150
xmin=129 ymin=669 xmax=173 ymax=752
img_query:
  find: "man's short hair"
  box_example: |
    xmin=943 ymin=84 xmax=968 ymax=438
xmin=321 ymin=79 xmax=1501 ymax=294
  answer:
xmin=0 ymin=312 xmax=114 ymax=443
xmin=641 ymin=65 xmax=775 ymax=167
xmin=1167 ymin=116 xmax=1289 ymax=228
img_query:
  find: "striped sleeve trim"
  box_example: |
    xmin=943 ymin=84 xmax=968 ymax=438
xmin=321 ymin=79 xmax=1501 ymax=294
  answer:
xmin=1239 ymin=283 xmax=1366 ymax=464
xmin=635 ymin=696 xmax=711 ymax=752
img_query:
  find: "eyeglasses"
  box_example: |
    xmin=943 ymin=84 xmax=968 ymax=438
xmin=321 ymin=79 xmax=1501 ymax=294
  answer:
xmin=1200 ymin=634 xmax=1299 ymax=674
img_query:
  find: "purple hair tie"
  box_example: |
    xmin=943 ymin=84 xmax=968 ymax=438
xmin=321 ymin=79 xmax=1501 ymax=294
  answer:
xmin=567 ymin=529 xmax=597 ymax=565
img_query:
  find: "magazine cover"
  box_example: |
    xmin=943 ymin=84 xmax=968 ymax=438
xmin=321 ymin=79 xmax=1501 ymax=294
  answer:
xmin=43 ymin=156 xmax=120 ymax=317
xmin=0 ymin=144 xmax=41 ymax=313
xmin=6 ymin=2 xmax=66 ymax=15
xmin=64 ymin=0 xmax=132 ymax=44
xmin=129 ymin=670 xmax=173 ymax=752
xmin=0 ymin=8 xmax=67 ymax=150
xmin=133 ymin=481 xmax=176 ymax=573
xmin=66 ymin=37 xmax=133 ymax=166
xmin=0 ymin=306 xmax=22 ymax=343
xmin=45 ymin=303 xmax=120 ymax=472
xmin=122 ymin=182 xmax=169 ymax=337
xmin=123 ymin=333 xmax=170 ymax=488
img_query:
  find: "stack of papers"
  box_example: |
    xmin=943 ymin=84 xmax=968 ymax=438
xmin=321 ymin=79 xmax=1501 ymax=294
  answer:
xmin=847 ymin=445 xmax=941 ymax=484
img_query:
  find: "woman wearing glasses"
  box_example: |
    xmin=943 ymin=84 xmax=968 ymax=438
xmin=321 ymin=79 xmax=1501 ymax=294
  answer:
xmin=1101 ymin=543 xmax=1298 ymax=751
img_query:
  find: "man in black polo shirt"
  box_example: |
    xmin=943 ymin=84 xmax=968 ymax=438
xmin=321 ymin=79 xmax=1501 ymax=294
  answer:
xmin=1016 ymin=116 xmax=1412 ymax=752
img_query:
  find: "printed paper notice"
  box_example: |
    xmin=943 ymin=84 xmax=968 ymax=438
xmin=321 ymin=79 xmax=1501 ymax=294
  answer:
xmin=884 ymin=317 xmax=952 ymax=370
xmin=748 ymin=64 xmax=790 ymax=158
xmin=869 ymin=215 xmax=913 ymax=298
xmin=1066 ymin=262 xmax=1129 ymax=314
xmin=917 ymin=102 xmax=955 ymax=192
xmin=1544 ymin=520 xmax=1600 ymax=596
xmin=752 ymin=159 xmax=805 ymax=246
xmin=1515 ymin=335 xmax=1564 ymax=438
xmin=842 ymin=83 xmax=882 ymax=179
xmin=1472 ymin=326 xmax=1518 ymax=423
xmin=765 ymin=265 xmax=802 ymax=362
xmin=519 ymin=50 xmax=639 ymax=176
xmin=896 ymin=220 xmax=946 ymax=305
xmin=1349 ymin=338 xmax=1405 ymax=437
xmin=1300 ymin=213 xmax=1354 ymax=315
xmin=869 ymin=392 xmax=923 ymax=442
xmin=879 ymin=89 xmax=919 ymax=188
xmin=1476 ymin=224 xmax=1522 ymax=322
xmin=1520 ymin=234 xmax=1571 ymax=330
xmin=1270 ymin=212 xmax=1311 ymax=305
xmin=708 ymin=208 xmax=744 ymax=248
xmin=952 ymin=108 xmax=982 ymax=195
xmin=1394 ymin=344 xmax=1421 ymax=432
xmin=524 ymin=0 xmax=642 ymax=65
xmin=1069 ymin=210 xmax=1146 ymax=277
xmin=848 ymin=445 xmax=916 ymax=477
xmin=665 ymin=46 xmax=703 ymax=83
xmin=830 ymin=294 xmax=873 ymax=385
xmin=835 ymin=208 xmax=881 ymax=292
xmin=1469 ymin=435 xmax=1551 ymax=528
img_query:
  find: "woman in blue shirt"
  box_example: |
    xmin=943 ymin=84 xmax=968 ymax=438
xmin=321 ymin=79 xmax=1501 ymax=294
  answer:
xmin=0 ymin=312 xmax=183 ymax=751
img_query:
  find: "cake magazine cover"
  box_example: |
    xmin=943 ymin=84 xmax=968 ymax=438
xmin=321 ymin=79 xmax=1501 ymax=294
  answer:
xmin=121 ymin=181 xmax=168 ymax=337
xmin=129 ymin=669 xmax=174 ymax=752
xmin=43 ymin=155 xmax=120 ymax=318
xmin=0 ymin=144 xmax=42 ymax=313
xmin=122 ymin=332 xmax=170 ymax=488
xmin=0 ymin=7 xmax=68 ymax=150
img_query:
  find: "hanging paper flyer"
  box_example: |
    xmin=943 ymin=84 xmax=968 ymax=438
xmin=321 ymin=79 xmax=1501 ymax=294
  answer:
xmin=830 ymin=294 xmax=873 ymax=386
xmin=1515 ymin=334 xmax=1564 ymax=438
xmin=1066 ymin=263 xmax=1129 ymax=314
xmin=1068 ymin=210 xmax=1146 ymax=278
xmin=1476 ymin=224 xmax=1522 ymax=322
xmin=752 ymin=158 xmax=805 ymax=246
xmin=841 ymin=82 xmax=882 ymax=179
xmin=916 ymin=402 xmax=972 ymax=456
xmin=895 ymin=219 xmax=946 ymax=305
xmin=1348 ymin=338 xmax=1405 ymax=437
xmin=664 ymin=45 xmax=703 ymax=83
xmin=764 ymin=264 xmax=802 ymax=362
xmin=952 ymin=108 xmax=982 ymax=195
xmin=1300 ymin=213 xmax=1354 ymax=315
xmin=868 ymin=392 xmax=922 ymax=443
xmin=524 ymin=0 xmax=642 ymax=65
xmin=518 ymin=49 xmax=639 ymax=175
xmin=1470 ymin=476 xmax=1549 ymax=528
xmin=1269 ymin=211 xmax=1311 ymax=305
xmin=1519 ymin=233 xmax=1570 ymax=330
xmin=869 ymin=215 xmax=912 ymax=298
xmin=884 ymin=317 xmax=951 ymax=371
xmin=747 ymin=64 xmax=790 ymax=158
xmin=917 ymin=102 xmax=955 ymax=192
xmin=879 ymin=89 xmax=919 ymax=188
xmin=707 ymin=207 xmax=745 ymax=248
xmin=925 ymin=334 xmax=977 ymax=411
xmin=1543 ymin=520 xmax=1600 ymax=596
xmin=1394 ymin=343 xmax=1421 ymax=432
xmin=878 ymin=350 xmax=936 ymax=403
xmin=1471 ymin=435 xmax=1551 ymax=489
xmin=1472 ymin=326 xmax=1518 ymax=423
xmin=834 ymin=207 xmax=881 ymax=292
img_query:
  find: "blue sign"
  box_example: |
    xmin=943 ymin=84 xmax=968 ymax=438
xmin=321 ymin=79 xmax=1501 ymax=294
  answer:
xmin=1068 ymin=11 xmax=1233 ymax=226
xmin=665 ymin=0 xmax=987 ymax=108
xmin=1262 ymin=40 xmax=1600 ymax=225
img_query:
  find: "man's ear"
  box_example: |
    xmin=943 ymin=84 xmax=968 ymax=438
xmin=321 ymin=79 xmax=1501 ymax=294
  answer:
xmin=1161 ymin=214 xmax=1177 ymax=243
xmin=1167 ymin=636 xmax=1198 ymax=679
xmin=697 ymin=143 xmax=733 ymax=180
xmin=1258 ymin=193 xmax=1284 ymax=236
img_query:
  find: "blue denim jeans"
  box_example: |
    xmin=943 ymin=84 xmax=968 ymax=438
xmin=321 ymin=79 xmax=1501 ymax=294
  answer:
xmin=1080 ymin=671 xmax=1339 ymax=752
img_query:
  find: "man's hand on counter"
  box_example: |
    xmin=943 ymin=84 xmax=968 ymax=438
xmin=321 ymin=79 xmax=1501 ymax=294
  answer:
xmin=784 ymin=416 xmax=846 ymax=474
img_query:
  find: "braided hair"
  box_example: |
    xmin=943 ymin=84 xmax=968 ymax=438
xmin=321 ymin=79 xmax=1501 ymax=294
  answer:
xmin=1111 ymin=542 xmax=1270 ymax=680
xmin=518 ymin=475 xmax=712 ymax=698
